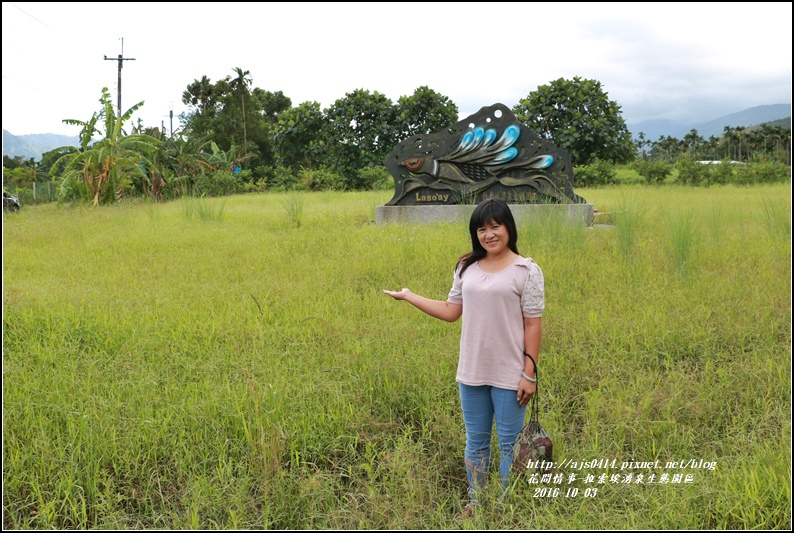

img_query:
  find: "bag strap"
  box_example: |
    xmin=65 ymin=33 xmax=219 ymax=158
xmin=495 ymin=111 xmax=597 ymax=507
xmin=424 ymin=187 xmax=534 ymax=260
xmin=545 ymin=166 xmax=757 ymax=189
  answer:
xmin=524 ymin=351 xmax=540 ymax=422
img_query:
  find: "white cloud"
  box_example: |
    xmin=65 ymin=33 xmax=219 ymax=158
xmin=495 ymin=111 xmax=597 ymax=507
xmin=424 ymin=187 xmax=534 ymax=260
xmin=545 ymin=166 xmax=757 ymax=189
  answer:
xmin=2 ymin=1 xmax=790 ymax=136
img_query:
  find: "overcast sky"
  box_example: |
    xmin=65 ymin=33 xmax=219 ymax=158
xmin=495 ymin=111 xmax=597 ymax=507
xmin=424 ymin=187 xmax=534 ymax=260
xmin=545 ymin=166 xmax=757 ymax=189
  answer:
xmin=2 ymin=2 xmax=791 ymax=138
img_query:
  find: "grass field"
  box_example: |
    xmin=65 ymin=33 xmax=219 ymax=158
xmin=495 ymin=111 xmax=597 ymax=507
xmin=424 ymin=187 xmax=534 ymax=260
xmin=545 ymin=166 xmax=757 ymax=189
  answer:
xmin=2 ymin=184 xmax=791 ymax=529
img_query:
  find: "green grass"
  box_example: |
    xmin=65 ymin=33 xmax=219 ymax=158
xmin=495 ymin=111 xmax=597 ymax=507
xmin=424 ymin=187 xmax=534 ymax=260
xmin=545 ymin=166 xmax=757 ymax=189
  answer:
xmin=281 ymin=190 xmax=305 ymax=228
xmin=3 ymin=185 xmax=791 ymax=529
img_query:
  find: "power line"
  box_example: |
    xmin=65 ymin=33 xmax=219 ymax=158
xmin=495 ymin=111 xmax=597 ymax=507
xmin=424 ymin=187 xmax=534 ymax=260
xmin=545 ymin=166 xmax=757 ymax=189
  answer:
xmin=8 ymin=2 xmax=58 ymax=32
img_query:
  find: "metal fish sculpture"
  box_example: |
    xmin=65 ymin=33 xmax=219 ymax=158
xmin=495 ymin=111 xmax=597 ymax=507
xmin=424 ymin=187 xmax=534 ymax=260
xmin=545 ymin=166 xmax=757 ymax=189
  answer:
xmin=383 ymin=103 xmax=586 ymax=206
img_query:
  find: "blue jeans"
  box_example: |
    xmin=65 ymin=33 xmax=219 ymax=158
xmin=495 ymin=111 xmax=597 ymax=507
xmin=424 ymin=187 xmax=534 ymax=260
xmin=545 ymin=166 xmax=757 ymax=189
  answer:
xmin=458 ymin=383 xmax=527 ymax=504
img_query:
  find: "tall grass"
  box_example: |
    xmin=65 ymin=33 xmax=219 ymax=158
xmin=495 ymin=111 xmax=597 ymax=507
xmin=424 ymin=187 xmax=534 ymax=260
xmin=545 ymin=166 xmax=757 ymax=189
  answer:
xmin=282 ymin=191 xmax=305 ymax=228
xmin=2 ymin=185 xmax=791 ymax=529
xmin=666 ymin=208 xmax=700 ymax=275
xmin=761 ymin=195 xmax=791 ymax=241
xmin=180 ymin=195 xmax=227 ymax=221
xmin=613 ymin=194 xmax=647 ymax=261
xmin=705 ymin=199 xmax=723 ymax=244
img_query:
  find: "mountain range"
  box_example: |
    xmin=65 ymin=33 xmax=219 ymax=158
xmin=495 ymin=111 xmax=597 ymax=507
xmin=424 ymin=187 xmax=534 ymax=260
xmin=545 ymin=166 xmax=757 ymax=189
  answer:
xmin=626 ymin=103 xmax=791 ymax=141
xmin=2 ymin=131 xmax=82 ymax=162
xmin=2 ymin=104 xmax=790 ymax=162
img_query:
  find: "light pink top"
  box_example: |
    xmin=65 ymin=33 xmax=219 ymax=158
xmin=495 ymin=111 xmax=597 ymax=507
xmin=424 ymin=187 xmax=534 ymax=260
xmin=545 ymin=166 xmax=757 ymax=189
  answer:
xmin=447 ymin=256 xmax=544 ymax=390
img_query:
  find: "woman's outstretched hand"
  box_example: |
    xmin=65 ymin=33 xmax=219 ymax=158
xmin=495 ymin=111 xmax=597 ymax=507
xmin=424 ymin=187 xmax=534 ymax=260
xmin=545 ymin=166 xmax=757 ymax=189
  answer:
xmin=382 ymin=288 xmax=410 ymax=300
xmin=382 ymin=289 xmax=461 ymax=322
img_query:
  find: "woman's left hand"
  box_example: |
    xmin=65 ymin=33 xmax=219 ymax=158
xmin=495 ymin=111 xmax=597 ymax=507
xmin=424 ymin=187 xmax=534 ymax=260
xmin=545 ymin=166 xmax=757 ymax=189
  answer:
xmin=517 ymin=378 xmax=536 ymax=407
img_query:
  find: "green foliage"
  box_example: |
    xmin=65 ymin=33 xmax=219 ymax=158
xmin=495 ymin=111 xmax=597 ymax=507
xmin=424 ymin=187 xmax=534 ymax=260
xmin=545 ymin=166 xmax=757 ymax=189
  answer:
xmin=707 ymin=160 xmax=735 ymax=185
xmin=229 ymin=67 xmax=252 ymax=147
xmin=181 ymin=73 xmax=464 ymax=192
xmin=738 ymin=157 xmax=791 ymax=184
xmin=674 ymin=157 xmax=714 ymax=186
xmin=41 ymin=74 xmax=786 ymax=204
xmin=357 ymin=166 xmax=393 ymax=191
xmin=191 ymin=169 xmax=240 ymax=197
xmin=324 ymin=89 xmax=399 ymax=181
xmin=731 ymin=165 xmax=760 ymax=186
xmin=298 ymin=166 xmax=346 ymax=191
xmin=396 ymin=85 xmax=459 ymax=137
xmin=613 ymin=194 xmax=647 ymax=261
xmin=761 ymin=196 xmax=791 ymax=240
xmin=273 ymin=101 xmax=328 ymax=170
xmin=573 ymin=159 xmax=617 ymax=187
xmin=180 ymin=195 xmax=227 ymax=221
xmin=2 ymin=165 xmax=38 ymax=189
xmin=282 ymin=190 xmax=305 ymax=227
xmin=3 ymin=155 xmax=37 ymax=170
xmin=50 ymin=87 xmax=160 ymax=205
xmin=182 ymin=75 xmax=217 ymax=119
xmin=647 ymin=123 xmax=791 ymax=165
xmin=295 ymin=165 xmax=390 ymax=192
xmin=254 ymin=88 xmax=292 ymax=122
xmin=763 ymin=197 xmax=791 ymax=241
xmin=666 ymin=208 xmax=700 ymax=275
xmin=180 ymin=70 xmax=290 ymax=179
xmin=512 ymin=76 xmax=636 ymax=166
xmin=267 ymin=165 xmax=300 ymax=191
xmin=675 ymin=157 xmax=791 ymax=187
xmin=633 ymin=159 xmax=672 ymax=184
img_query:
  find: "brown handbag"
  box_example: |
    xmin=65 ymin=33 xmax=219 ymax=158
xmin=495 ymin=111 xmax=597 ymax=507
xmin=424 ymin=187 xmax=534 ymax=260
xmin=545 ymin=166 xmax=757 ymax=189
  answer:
xmin=512 ymin=353 xmax=553 ymax=474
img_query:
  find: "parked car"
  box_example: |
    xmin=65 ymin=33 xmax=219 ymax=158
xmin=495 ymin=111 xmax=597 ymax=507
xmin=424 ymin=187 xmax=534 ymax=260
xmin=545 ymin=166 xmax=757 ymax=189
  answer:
xmin=3 ymin=191 xmax=21 ymax=212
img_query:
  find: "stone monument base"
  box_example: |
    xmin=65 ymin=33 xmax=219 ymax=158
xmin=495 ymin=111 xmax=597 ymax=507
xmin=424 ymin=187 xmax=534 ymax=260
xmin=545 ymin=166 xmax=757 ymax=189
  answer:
xmin=376 ymin=203 xmax=594 ymax=227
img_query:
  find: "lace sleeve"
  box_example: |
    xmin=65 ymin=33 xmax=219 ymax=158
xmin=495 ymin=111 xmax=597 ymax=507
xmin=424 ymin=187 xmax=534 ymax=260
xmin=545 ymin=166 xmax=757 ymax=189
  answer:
xmin=447 ymin=265 xmax=463 ymax=304
xmin=521 ymin=261 xmax=545 ymax=318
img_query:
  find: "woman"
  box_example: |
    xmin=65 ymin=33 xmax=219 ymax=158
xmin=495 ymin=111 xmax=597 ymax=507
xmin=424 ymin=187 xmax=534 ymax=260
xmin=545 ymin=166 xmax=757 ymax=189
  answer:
xmin=383 ymin=198 xmax=544 ymax=516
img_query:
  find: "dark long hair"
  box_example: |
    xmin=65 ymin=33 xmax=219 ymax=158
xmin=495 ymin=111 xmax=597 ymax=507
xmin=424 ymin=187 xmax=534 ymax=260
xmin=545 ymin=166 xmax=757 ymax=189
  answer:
xmin=456 ymin=198 xmax=520 ymax=276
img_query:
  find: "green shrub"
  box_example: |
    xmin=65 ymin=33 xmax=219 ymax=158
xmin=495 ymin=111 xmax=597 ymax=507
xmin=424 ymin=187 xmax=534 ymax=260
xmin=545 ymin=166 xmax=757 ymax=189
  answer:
xmin=633 ymin=159 xmax=672 ymax=184
xmin=745 ymin=159 xmax=791 ymax=184
xmin=674 ymin=156 xmax=790 ymax=188
xmin=299 ymin=166 xmax=346 ymax=191
xmin=268 ymin=165 xmax=299 ymax=191
xmin=241 ymin=179 xmax=269 ymax=194
xmin=574 ymin=159 xmax=617 ymax=187
xmin=357 ymin=166 xmax=394 ymax=190
xmin=192 ymin=170 xmax=239 ymax=197
xmin=709 ymin=160 xmax=736 ymax=185
xmin=674 ymin=157 xmax=710 ymax=186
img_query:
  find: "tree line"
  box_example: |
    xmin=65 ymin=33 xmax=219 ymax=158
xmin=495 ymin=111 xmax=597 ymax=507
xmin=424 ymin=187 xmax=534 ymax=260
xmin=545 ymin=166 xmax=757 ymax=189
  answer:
xmin=2 ymin=71 xmax=791 ymax=205
xmin=637 ymin=124 xmax=791 ymax=164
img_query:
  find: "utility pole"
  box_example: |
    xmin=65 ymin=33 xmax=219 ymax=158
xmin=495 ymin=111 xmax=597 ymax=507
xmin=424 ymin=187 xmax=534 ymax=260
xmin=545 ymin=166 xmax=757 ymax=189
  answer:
xmin=104 ymin=38 xmax=135 ymax=120
xmin=162 ymin=104 xmax=174 ymax=137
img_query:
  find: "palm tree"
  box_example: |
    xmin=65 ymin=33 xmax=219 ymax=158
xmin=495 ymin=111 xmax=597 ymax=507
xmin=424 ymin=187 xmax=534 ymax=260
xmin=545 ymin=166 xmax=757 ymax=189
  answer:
xmin=230 ymin=67 xmax=252 ymax=154
xmin=722 ymin=126 xmax=734 ymax=160
xmin=683 ymin=129 xmax=704 ymax=159
xmin=733 ymin=126 xmax=744 ymax=161
xmin=636 ymin=131 xmax=648 ymax=160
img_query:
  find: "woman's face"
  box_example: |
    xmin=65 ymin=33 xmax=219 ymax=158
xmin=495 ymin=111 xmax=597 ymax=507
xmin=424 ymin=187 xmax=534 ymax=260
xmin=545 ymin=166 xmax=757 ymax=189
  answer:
xmin=477 ymin=218 xmax=510 ymax=256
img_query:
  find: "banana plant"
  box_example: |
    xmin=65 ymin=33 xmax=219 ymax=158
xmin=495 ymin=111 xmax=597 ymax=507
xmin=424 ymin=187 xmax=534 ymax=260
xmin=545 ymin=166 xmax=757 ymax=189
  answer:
xmin=51 ymin=87 xmax=161 ymax=205
xmin=146 ymin=134 xmax=216 ymax=200
xmin=206 ymin=141 xmax=254 ymax=173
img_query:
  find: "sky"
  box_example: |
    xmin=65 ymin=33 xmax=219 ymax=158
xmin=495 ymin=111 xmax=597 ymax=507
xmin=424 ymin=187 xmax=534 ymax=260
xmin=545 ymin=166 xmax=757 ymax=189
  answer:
xmin=2 ymin=1 xmax=791 ymax=138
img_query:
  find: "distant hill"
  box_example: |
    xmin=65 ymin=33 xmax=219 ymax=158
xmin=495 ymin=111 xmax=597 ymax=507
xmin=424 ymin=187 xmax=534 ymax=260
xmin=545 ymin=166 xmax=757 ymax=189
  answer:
xmin=627 ymin=103 xmax=791 ymax=141
xmin=3 ymin=130 xmax=82 ymax=161
xmin=748 ymin=117 xmax=791 ymax=131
